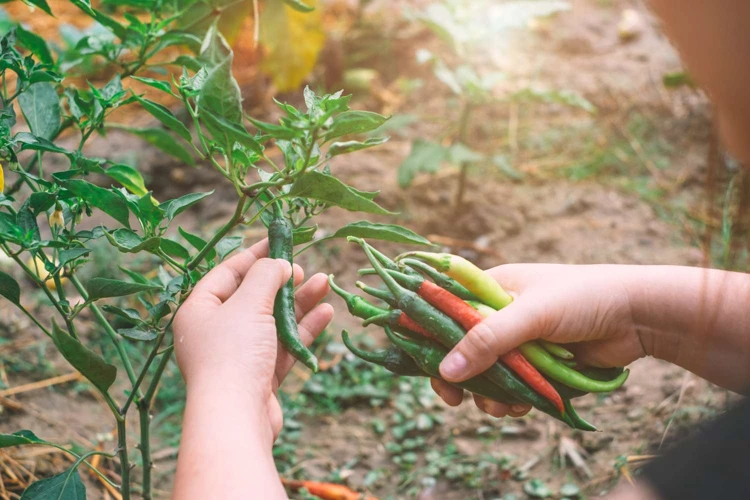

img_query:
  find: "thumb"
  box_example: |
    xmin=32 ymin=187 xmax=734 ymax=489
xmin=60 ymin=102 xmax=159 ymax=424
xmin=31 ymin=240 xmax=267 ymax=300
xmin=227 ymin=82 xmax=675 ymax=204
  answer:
xmin=226 ymin=257 xmax=292 ymax=311
xmin=439 ymin=298 xmax=540 ymax=382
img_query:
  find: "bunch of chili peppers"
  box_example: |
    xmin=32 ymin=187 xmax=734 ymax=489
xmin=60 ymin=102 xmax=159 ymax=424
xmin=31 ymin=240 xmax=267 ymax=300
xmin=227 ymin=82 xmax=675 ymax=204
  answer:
xmin=330 ymin=238 xmax=629 ymax=431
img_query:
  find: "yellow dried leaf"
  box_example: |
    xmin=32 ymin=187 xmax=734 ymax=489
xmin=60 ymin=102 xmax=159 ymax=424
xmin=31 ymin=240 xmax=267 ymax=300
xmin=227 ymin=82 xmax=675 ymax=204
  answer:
xmin=259 ymin=0 xmax=325 ymax=92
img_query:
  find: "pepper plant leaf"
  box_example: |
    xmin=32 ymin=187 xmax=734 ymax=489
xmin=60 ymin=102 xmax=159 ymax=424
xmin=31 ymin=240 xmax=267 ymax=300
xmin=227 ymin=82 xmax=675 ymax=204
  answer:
xmin=85 ymin=278 xmax=162 ymax=300
xmin=63 ymin=179 xmax=131 ymax=228
xmin=50 ymin=320 xmax=117 ymax=396
xmin=324 ymin=111 xmax=389 ymax=141
xmin=104 ymin=164 xmax=148 ymax=197
xmin=115 ymin=127 xmax=195 ymax=166
xmin=16 ymin=24 xmax=53 ymax=66
xmin=160 ymin=238 xmax=191 ymax=260
xmin=331 ymin=221 xmax=432 ymax=246
xmin=0 ymin=271 xmax=21 ymax=305
xmin=292 ymin=225 xmax=318 ymax=245
xmin=397 ymin=139 xmax=448 ymax=188
xmin=57 ymin=248 xmax=91 ymax=269
xmin=133 ymin=95 xmax=192 ymax=142
xmin=160 ymin=191 xmax=214 ymax=221
xmin=0 ymin=430 xmax=48 ymax=448
xmin=216 ymin=235 xmax=243 ymax=260
xmin=118 ymin=327 xmax=157 ymax=342
xmin=18 ymin=82 xmax=60 ymax=141
xmin=328 ymin=137 xmax=389 ymax=157
xmin=20 ymin=465 xmax=86 ymax=500
xmin=105 ymin=229 xmax=161 ymax=253
xmin=288 ymin=171 xmax=395 ymax=215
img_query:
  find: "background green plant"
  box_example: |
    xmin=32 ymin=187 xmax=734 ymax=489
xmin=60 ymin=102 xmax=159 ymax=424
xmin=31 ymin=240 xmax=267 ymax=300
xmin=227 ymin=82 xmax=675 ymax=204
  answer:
xmin=0 ymin=1 xmax=431 ymax=498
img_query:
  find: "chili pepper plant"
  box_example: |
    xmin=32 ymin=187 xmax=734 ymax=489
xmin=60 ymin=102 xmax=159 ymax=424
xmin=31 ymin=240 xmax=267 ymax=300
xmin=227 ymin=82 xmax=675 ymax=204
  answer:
xmin=0 ymin=1 xmax=431 ymax=498
xmin=398 ymin=0 xmax=596 ymax=206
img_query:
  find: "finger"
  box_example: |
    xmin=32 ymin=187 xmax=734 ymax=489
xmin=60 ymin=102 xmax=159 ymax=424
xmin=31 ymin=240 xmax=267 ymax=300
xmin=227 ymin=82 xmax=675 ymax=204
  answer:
xmin=484 ymin=263 xmax=562 ymax=294
xmin=430 ymin=378 xmax=464 ymax=407
xmin=190 ymin=239 xmax=269 ymax=305
xmin=439 ymin=297 xmax=540 ymax=382
xmin=226 ymin=258 xmax=292 ymax=311
xmin=275 ymin=303 xmax=334 ymax=384
xmin=507 ymin=403 xmax=532 ymax=417
xmin=473 ymin=394 xmax=505 ymax=418
xmin=294 ymin=273 xmax=329 ymax=321
xmin=292 ymin=264 xmax=305 ymax=288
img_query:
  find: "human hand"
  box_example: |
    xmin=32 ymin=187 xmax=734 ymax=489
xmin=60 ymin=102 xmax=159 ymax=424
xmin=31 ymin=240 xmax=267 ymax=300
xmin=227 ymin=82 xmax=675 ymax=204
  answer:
xmin=431 ymin=264 xmax=642 ymax=418
xmin=174 ymin=239 xmax=333 ymax=440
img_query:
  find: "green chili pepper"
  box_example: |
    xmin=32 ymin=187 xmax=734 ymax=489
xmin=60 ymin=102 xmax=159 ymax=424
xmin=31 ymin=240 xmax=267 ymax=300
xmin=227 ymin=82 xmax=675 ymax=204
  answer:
xmin=395 ymin=251 xmax=514 ymax=309
xmin=341 ymin=330 xmax=425 ymax=377
xmin=399 ymin=258 xmax=480 ymax=301
xmin=350 ymin=237 xmax=566 ymax=421
xmin=470 ymin=301 xmax=629 ymax=394
xmin=563 ymin=398 xmax=597 ymax=432
xmin=383 ymin=325 xmax=520 ymax=404
xmin=538 ymin=339 xmax=575 ymax=360
xmin=269 ymin=203 xmax=318 ymax=373
xmin=355 ymin=281 xmax=398 ymax=307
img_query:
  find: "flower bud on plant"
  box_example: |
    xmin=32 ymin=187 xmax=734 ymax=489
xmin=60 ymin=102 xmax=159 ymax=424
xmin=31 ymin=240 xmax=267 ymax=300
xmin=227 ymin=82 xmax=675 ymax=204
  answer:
xmin=49 ymin=204 xmax=65 ymax=230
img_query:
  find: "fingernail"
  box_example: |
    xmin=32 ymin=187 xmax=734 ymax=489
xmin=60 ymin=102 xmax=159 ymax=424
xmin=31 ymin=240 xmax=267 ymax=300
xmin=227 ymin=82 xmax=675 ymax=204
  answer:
xmin=511 ymin=404 xmax=527 ymax=414
xmin=440 ymin=352 xmax=468 ymax=379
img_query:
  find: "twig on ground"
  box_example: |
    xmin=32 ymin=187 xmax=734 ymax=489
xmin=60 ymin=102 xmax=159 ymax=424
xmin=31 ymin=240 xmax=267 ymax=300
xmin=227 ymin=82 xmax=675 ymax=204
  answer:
xmin=0 ymin=372 xmax=82 ymax=398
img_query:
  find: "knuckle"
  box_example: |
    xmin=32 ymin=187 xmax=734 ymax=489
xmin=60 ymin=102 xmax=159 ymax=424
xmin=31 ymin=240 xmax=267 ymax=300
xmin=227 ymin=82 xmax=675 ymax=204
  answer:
xmin=465 ymin=322 xmax=500 ymax=356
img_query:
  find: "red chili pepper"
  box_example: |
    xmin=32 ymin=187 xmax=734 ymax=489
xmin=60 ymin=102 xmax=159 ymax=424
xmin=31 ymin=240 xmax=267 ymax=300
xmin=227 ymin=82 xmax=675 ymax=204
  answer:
xmin=415 ymin=280 xmax=564 ymax=414
xmin=281 ymin=478 xmax=378 ymax=500
xmin=397 ymin=312 xmax=434 ymax=339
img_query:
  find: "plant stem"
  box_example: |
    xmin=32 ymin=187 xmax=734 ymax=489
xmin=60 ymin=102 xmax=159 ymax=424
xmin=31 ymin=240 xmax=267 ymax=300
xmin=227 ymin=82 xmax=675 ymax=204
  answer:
xmin=121 ymin=331 xmax=167 ymax=415
xmin=454 ymin=102 xmax=473 ymax=208
xmin=69 ymin=275 xmax=140 ymax=389
xmin=116 ymin=417 xmax=131 ymax=500
xmin=186 ymin=194 xmax=247 ymax=270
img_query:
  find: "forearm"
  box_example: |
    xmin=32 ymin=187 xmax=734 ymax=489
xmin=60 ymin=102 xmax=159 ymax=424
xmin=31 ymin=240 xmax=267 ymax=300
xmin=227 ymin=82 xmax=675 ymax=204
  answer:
xmin=174 ymin=378 xmax=286 ymax=499
xmin=624 ymin=266 xmax=750 ymax=392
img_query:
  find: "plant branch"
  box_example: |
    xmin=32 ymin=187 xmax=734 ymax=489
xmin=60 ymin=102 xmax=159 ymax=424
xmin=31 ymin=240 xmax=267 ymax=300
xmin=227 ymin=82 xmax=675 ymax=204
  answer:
xmin=116 ymin=417 xmax=131 ymax=500
xmin=186 ymin=194 xmax=247 ymax=270
xmin=69 ymin=275 xmax=140 ymax=389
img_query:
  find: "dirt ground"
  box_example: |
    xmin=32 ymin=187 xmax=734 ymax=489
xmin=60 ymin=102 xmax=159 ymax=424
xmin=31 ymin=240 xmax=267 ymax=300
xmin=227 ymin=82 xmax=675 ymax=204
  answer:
xmin=0 ymin=0 xmax=742 ymax=499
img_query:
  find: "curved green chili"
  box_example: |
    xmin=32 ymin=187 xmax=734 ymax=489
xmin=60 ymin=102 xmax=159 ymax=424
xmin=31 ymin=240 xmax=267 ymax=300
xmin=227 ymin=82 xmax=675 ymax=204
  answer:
xmin=341 ymin=330 xmax=425 ymax=377
xmin=269 ymin=203 xmax=318 ymax=372
xmin=383 ymin=325 xmax=520 ymax=404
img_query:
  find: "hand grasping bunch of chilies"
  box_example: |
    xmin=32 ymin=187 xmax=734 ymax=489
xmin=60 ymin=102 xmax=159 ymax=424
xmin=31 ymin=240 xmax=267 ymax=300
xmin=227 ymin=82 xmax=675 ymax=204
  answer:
xmin=330 ymin=238 xmax=630 ymax=430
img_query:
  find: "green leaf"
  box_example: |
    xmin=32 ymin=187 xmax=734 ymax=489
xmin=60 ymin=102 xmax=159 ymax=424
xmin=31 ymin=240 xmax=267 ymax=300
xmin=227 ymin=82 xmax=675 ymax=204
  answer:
xmin=101 ymin=305 xmax=142 ymax=324
xmin=328 ymin=136 xmax=389 ymax=157
xmin=325 ymin=111 xmax=389 ymax=141
xmin=0 ymin=271 xmax=21 ymax=305
xmin=25 ymin=0 xmax=53 ymax=17
xmin=57 ymin=248 xmax=91 ymax=268
xmin=492 ymin=155 xmax=525 ymax=181
xmin=118 ymin=266 xmax=150 ymax=284
xmin=69 ymin=0 xmax=128 ymax=40
xmin=14 ymin=132 xmax=68 ymax=154
xmin=0 ymin=430 xmax=47 ymax=448
xmin=523 ymin=479 xmax=552 ymax=499
xmin=133 ymin=95 xmax=192 ymax=142
xmin=246 ymin=116 xmax=298 ymax=140
xmin=282 ymin=0 xmax=314 ymax=12
xmin=105 ymin=229 xmax=160 ymax=253
xmin=160 ymin=238 xmax=191 ymax=260
xmin=178 ymin=227 xmax=216 ymax=261
xmin=16 ymin=202 xmax=41 ymax=241
xmin=448 ymin=143 xmax=483 ymax=164
xmin=331 ymin=221 xmax=431 ymax=245
xmin=117 ymin=126 xmax=195 ymax=166
xmin=85 ymin=278 xmax=162 ymax=300
xmin=63 ymin=179 xmax=131 ymax=228
xmin=104 ymin=165 xmax=148 ymax=196
xmin=198 ymin=25 xmax=242 ymax=122
xmin=28 ymin=192 xmax=56 ymax=215
xmin=16 ymin=24 xmax=53 ymax=66
xmin=160 ymin=191 xmax=213 ymax=221
xmin=199 ymin=109 xmax=262 ymax=154
xmin=292 ymin=225 xmax=317 ymax=245
xmin=118 ymin=327 xmax=157 ymax=342
xmin=20 ymin=466 xmax=86 ymax=500
xmin=397 ymin=139 xmax=447 ymax=188
xmin=50 ymin=320 xmax=117 ymax=395
xmin=131 ymin=76 xmax=173 ymax=94
xmin=663 ymin=71 xmax=696 ymax=89
xmin=559 ymin=483 xmax=581 ymax=497
xmin=288 ymin=171 xmax=395 ymax=215
xmin=216 ymin=235 xmax=243 ymax=260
